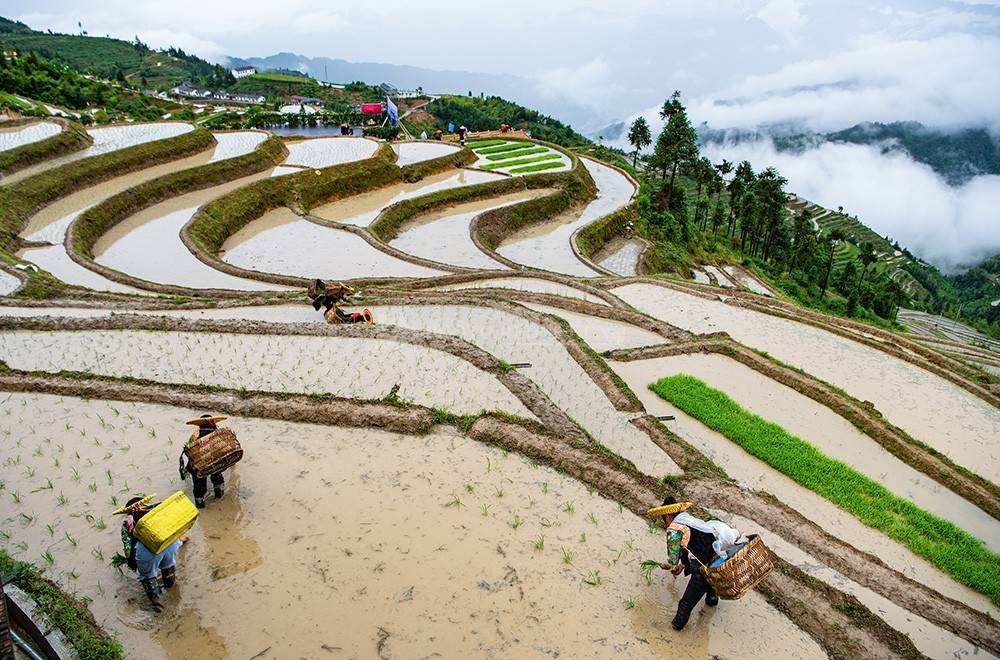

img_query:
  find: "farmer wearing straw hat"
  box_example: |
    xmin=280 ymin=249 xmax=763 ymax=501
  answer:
xmin=179 ymin=414 xmax=229 ymax=509
xmin=647 ymin=496 xmax=732 ymax=630
xmin=115 ymin=495 xmax=187 ymax=612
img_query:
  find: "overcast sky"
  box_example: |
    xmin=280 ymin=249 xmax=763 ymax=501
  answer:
xmin=10 ymin=0 xmax=1000 ymax=131
xmin=8 ymin=0 xmax=1000 ymax=270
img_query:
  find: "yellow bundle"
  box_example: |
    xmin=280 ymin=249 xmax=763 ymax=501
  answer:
xmin=133 ymin=491 xmax=198 ymax=554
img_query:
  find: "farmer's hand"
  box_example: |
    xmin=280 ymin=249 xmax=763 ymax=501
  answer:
xmin=671 ymin=565 xmax=684 ymax=576
xmin=660 ymin=563 xmax=671 ymax=570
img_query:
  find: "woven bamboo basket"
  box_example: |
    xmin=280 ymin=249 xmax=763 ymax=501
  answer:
xmin=133 ymin=491 xmax=198 ymax=555
xmin=698 ymin=534 xmax=773 ymax=600
xmin=184 ymin=428 xmax=243 ymax=478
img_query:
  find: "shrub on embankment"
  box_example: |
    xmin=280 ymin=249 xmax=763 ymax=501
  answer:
xmin=575 ymin=201 xmax=637 ymax=258
xmin=187 ymin=143 xmax=401 ymax=255
xmin=70 ymin=134 xmax=287 ymax=258
xmin=650 ymin=373 xmax=1000 ymax=605
xmin=0 ymin=125 xmax=213 ymax=251
xmin=0 ymin=548 xmax=123 ymax=659
xmin=0 ymin=118 xmax=93 ymax=176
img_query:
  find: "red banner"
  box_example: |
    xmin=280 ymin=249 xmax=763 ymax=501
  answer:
xmin=361 ymin=103 xmax=383 ymax=114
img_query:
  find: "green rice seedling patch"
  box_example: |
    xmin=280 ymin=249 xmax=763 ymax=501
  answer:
xmin=466 ymin=139 xmax=506 ymax=149
xmin=508 ymin=161 xmax=567 ymax=174
xmin=649 ymin=373 xmax=1000 ymax=605
xmin=485 ymin=147 xmax=549 ymax=161
xmin=475 ymin=141 xmax=534 ymax=154
xmin=481 ymin=153 xmax=562 ymax=171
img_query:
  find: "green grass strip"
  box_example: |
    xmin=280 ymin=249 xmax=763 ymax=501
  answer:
xmin=475 ymin=141 xmax=533 ymax=154
xmin=466 ymin=139 xmax=506 ymax=149
xmin=649 ymin=374 xmax=1000 ymax=605
xmin=0 ymin=548 xmax=123 ymax=659
xmin=508 ymin=161 xmax=566 ymax=174
xmin=481 ymin=153 xmax=562 ymax=171
xmin=485 ymin=146 xmax=549 ymax=161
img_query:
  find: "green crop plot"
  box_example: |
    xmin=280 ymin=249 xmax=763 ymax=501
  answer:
xmin=649 ymin=373 xmax=1000 ymax=605
xmin=508 ymin=161 xmax=567 ymax=174
xmin=481 ymin=153 xmax=562 ymax=171
xmin=475 ymin=141 xmax=533 ymax=154
xmin=485 ymin=147 xmax=548 ymax=161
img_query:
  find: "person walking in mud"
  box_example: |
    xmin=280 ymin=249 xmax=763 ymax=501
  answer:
xmin=647 ymin=496 xmax=739 ymax=630
xmin=179 ymin=414 xmax=228 ymax=508
xmin=116 ymin=495 xmax=187 ymax=612
xmin=307 ymin=278 xmax=355 ymax=311
xmin=458 ymin=125 xmax=468 ymax=145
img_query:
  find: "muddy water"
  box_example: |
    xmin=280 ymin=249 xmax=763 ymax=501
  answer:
xmin=92 ymin=171 xmax=292 ymax=292
xmin=0 ymin=393 xmax=823 ymax=659
xmin=613 ymin=354 xmax=1000 ymax=550
xmin=724 ymin=266 xmax=772 ymax=296
xmin=341 ymin=304 xmax=679 ymax=478
xmin=310 ymin=168 xmax=503 ymax=227
xmin=497 ymin=158 xmax=634 ymax=276
xmin=283 ymin=137 xmax=377 ymax=168
xmin=221 ymin=207 xmax=448 ymax=280
xmin=390 ymin=192 xmax=552 ymax=269
xmin=702 ymin=266 xmax=734 ymax=287
xmin=0 ymin=330 xmax=530 ymax=417
xmin=269 ymin=165 xmax=306 ymax=177
xmin=433 ymin=277 xmax=611 ymax=305
xmin=4 ymin=123 xmax=196 ymax=184
xmin=0 ymin=270 xmax=20 ymax=295
xmin=16 ymin=245 xmax=146 ymax=294
xmin=20 ymin=149 xmax=215 ymax=243
xmin=691 ymin=269 xmax=710 ymax=285
xmin=609 ymin=357 xmax=997 ymax=616
xmin=614 ymin=283 xmax=1000 ymax=483
xmin=596 ymin=237 xmax=644 ymax=276
xmin=0 ymin=120 xmax=60 ymax=152
xmin=207 ymin=131 xmax=268 ymax=162
xmin=391 ymin=141 xmax=461 ymax=166
xmin=518 ymin=302 xmax=664 ymax=353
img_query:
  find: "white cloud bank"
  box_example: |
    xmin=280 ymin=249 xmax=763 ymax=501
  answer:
xmin=701 ymin=138 xmax=1000 ymax=273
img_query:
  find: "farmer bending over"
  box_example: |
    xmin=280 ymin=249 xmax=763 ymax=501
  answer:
xmin=648 ymin=496 xmax=738 ymax=630
xmin=118 ymin=495 xmax=186 ymax=612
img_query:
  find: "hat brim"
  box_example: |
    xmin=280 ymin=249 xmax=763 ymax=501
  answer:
xmin=112 ymin=493 xmax=155 ymax=515
xmin=185 ymin=416 xmax=228 ymax=426
xmin=646 ymin=501 xmax=692 ymax=517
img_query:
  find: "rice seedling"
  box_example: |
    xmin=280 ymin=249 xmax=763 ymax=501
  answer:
xmin=10 ymin=491 xmax=21 ymax=504
xmin=587 ymin=513 xmax=599 ymax=526
xmin=583 ymin=570 xmax=605 ymax=586
xmin=446 ymin=495 xmax=462 ymax=509
xmin=464 ymin=483 xmax=475 ymax=493
xmin=480 ymin=504 xmax=491 ymax=517
xmin=106 ymin=469 xmax=113 ymax=486
xmin=14 ymin=542 xmax=28 ymax=554
xmin=46 ymin=523 xmax=56 ymax=537
xmin=579 ymin=532 xmax=587 ymax=544
xmin=52 ymin=457 xmax=60 ymax=469
xmin=651 ymin=374 xmax=1000 ymax=604
xmin=20 ymin=513 xmax=34 ymax=525
xmin=88 ymin=482 xmax=97 ymax=493
xmin=65 ymin=532 xmax=78 ymax=547
xmin=561 ymin=548 xmax=574 ymax=564
xmin=0 ymin=531 xmax=8 ymax=542
xmin=108 ymin=495 xmax=118 ymax=507
xmin=23 ymin=466 xmax=35 ymax=478
xmin=67 ymin=569 xmax=79 ymax=580
xmin=563 ymin=501 xmax=574 ymax=514
xmin=494 ymin=486 xmax=505 ymax=498
xmin=31 ymin=479 xmax=53 ymax=493
xmin=42 ymin=550 xmax=54 ymax=565
xmin=71 ymin=467 xmax=81 ymax=481
xmin=542 ymin=482 xmax=549 ymax=494
xmin=510 ymin=514 xmax=523 ymax=530
xmin=532 ymin=535 xmax=546 ymax=551
xmin=624 ymin=598 xmax=636 ymax=610
xmin=57 ymin=491 xmax=68 ymax=506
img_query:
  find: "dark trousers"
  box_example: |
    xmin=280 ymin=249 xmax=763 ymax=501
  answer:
xmin=192 ymin=472 xmax=224 ymax=499
xmin=673 ymin=570 xmax=716 ymax=629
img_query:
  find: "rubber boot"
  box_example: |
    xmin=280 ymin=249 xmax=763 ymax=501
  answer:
xmin=214 ymin=484 xmax=225 ymax=499
xmin=671 ymin=598 xmax=694 ymax=630
xmin=161 ymin=566 xmax=176 ymax=589
xmin=195 ymin=496 xmax=206 ymax=509
xmin=705 ymin=592 xmax=719 ymax=607
xmin=141 ymin=578 xmax=164 ymax=612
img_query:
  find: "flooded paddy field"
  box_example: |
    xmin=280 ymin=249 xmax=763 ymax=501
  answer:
xmin=391 ymin=141 xmax=461 ymax=166
xmin=0 ymin=120 xmax=61 ymax=152
xmin=390 ymin=191 xmax=549 ymax=269
xmin=0 ymin=393 xmax=824 ymax=660
xmin=497 ymin=158 xmax=634 ymax=275
xmin=614 ymin=282 xmax=1000 ymax=483
xmin=310 ymin=168 xmax=503 ymax=227
xmin=596 ymin=237 xmax=645 ymax=276
xmin=283 ymin=137 xmax=378 ymax=168
xmin=432 ymin=276 xmax=611 ymax=305
xmin=222 ymin=207 xmax=449 ymax=280
xmin=0 ymin=329 xmax=529 ymax=416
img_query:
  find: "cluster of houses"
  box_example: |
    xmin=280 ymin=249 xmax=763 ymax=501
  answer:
xmin=170 ymin=83 xmax=265 ymax=105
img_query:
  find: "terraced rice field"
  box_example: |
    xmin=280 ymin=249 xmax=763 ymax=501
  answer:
xmin=2 ymin=120 xmax=999 ymax=660
xmin=0 ymin=120 xmax=60 ymax=152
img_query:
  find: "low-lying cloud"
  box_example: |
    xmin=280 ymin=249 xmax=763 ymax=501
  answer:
xmin=700 ymin=138 xmax=1000 ymax=273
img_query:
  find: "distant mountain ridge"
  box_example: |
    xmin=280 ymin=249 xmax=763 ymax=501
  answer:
xmin=227 ymin=52 xmax=598 ymax=130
